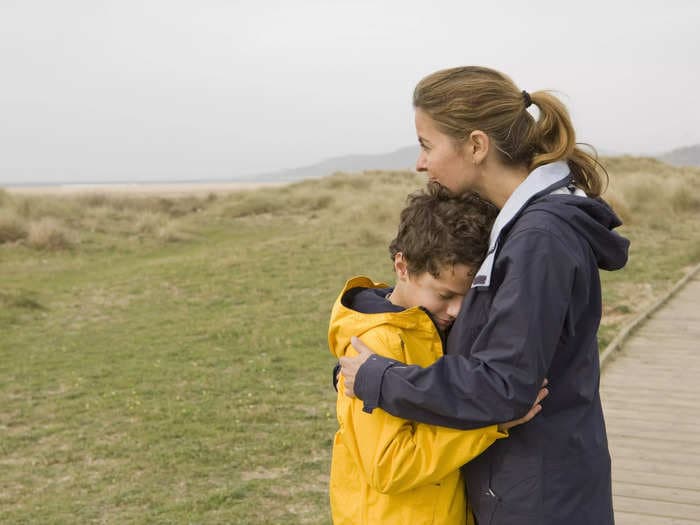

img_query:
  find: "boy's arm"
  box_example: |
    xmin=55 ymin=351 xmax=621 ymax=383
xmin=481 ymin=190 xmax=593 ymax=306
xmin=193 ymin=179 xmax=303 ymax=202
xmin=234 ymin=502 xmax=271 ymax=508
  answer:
xmin=337 ymin=327 xmax=507 ymax=495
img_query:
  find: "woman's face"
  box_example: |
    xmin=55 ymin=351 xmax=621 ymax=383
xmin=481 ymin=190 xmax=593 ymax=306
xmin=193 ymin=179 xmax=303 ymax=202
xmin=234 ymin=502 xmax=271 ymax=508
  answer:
xmin=414 ymin=108 xmax=475 ymax=195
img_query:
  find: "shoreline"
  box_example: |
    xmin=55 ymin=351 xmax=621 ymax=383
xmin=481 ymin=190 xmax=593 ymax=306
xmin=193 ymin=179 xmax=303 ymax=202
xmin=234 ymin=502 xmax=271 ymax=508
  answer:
xmin=2 ymin=180 xmax=288 ymax=196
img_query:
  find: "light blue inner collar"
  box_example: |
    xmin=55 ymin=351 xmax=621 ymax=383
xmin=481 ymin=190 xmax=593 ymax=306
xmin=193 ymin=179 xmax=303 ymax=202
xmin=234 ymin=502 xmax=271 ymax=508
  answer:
xmin=472 ymin=161 xmax=571 ymax=288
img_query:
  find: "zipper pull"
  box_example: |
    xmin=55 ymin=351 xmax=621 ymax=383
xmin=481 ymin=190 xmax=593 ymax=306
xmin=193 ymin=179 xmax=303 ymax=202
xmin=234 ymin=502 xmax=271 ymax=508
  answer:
xmin=485 ymin=487 xmax=500 ymax=500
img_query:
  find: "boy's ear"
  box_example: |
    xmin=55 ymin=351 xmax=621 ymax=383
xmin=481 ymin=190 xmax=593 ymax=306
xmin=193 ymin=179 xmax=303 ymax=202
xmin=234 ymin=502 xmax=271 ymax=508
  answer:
xmin=394 ymin=252 xmax=410 ymax=281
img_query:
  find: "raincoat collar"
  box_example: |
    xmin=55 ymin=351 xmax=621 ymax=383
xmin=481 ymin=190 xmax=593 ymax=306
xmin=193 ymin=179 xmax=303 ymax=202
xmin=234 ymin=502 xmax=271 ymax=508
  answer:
xmin=472 ymin=161 xmax=573 ymax=288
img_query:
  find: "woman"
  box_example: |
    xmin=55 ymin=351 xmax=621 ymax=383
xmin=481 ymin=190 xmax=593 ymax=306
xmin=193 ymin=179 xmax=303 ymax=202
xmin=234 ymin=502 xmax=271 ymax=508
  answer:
xmin=339 ymin=66 xmax=629 ymax=525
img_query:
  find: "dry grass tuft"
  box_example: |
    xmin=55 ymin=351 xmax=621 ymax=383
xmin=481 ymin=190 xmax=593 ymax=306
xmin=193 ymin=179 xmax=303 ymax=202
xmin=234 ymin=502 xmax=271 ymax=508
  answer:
xmin=0 ymin=190 xmax=215 ymax=247
xmin=0 ymin=290 xmax=45 ymax=310
xmin=155 ymin=222 xmax=190 ymax=243
xmin=134 ymin=211 xmax=168 ymax=235
xmin=0 ymin=209 xmax=28 ymax=243
xmin=0 ymin=188 xmax=10 ymax=206
xmin=670 ymin=186 xmax=700 ymax=213
xmin=26 ymin=218 xmax=78 ymax=250
xmin=223 ymin=192 xmax=282 ymax=218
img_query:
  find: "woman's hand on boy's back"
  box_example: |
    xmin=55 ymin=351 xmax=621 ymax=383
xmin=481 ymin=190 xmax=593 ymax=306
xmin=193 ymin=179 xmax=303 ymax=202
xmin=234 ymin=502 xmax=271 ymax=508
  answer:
xmin=339 ymin=336 xmax=375 ymax=398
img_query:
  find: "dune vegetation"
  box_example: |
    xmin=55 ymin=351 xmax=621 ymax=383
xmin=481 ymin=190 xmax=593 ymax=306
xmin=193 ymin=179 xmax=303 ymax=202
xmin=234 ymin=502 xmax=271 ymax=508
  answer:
xmin=1 ymin=158 xmax=699 ymax=523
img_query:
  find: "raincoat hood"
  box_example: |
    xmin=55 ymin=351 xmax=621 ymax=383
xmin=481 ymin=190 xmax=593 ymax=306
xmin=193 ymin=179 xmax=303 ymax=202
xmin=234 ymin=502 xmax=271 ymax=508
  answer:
xmin=328 ymin=276 xmax=437 ymax=360
xmin=525 ymin=194 xmax=629 ymax=271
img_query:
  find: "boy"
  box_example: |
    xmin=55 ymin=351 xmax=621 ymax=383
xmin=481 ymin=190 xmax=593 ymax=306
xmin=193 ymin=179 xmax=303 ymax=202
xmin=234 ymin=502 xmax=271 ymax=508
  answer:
xmin=328 ymin=183 xmax=545 ymax=524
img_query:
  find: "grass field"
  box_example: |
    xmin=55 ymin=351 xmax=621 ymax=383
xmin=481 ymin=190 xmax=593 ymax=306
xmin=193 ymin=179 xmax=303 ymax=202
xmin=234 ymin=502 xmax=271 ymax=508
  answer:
xmin=2 ymin=159 xmax=700 ymax=523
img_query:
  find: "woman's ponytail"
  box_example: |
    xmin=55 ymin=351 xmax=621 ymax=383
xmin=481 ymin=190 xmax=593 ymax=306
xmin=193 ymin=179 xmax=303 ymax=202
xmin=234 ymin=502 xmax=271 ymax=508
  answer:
xmin=529 ymin=91 xmax=607 ymax=197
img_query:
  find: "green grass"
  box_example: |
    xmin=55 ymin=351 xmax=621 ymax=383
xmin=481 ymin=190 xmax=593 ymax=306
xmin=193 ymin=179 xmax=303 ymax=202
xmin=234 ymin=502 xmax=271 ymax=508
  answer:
xmin=1 ymin=162 xmax=699 ymax=523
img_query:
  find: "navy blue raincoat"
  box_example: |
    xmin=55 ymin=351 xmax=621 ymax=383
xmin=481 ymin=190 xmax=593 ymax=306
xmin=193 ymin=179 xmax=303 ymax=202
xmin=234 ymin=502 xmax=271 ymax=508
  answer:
xmin=354 ymin=162 xmax=630 ymax=525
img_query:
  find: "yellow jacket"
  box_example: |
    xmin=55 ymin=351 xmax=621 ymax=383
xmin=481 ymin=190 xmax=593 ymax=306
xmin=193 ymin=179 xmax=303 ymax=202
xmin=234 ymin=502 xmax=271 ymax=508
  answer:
xmin=328 ymin=276 xmax=507 ymax=525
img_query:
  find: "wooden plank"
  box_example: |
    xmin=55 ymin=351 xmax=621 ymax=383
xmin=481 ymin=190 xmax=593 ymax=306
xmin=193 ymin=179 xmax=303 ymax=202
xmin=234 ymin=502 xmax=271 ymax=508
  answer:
xmin=604 ymin=409 xmax=700 ymax=424
xmin=615 ymin=510 xmax=700 ymax=524
xmin=620 ymin=364 xmax=700 ymax=375
xmin=601 ymin=398 xmax=700 ymax=414
xmin=647 ymin=313 xmax=700 ymax=323
xmin=611 ymin=356 xmax=700 ymax=366
xmin=614 ymin=353 xmax=700 ymax=363
xmin=624 ymin=335 xmax=700 ymax=346
xmin=606 ymin=360 xmax=700 ymax=369
xmin=613 ymin=481 xmax=700 ymax=506
xmin=603 ymin=382 xmax=700 ymax=395
xmin=620 ymin=347 xmax=700 ymax=356
xmin=605 ymin=427 xmax=700 ymax=446
xmin=603 ymin=397 xmax=700 ymax=411
xmin=603 ymin=407 xmax=698 ymax=421
xmin=608 ymin=429 xmax=700 ymax=454
xmin=603 ymin=363 xmax=700 ymax=374
xmin=607 ymin=353 xmax=700 ymax=364
xmin=608 ymin=435 xmax=700 ymax=455
xmin=613 ymin=495 xmax=700 ymax=521
xmin=608 ymin=351 xmax=700 ymax=361
xmin=632 ymin=335 xmax=700 ymax=343
xmin=613 ymin=468 xmax=700 ymax=492
xmin=602 ymin=389 xmax=700 ymax=405
xmin=603 ymin=364 xmax=700 ymax=376
xmin=635 ymin=315 xmax=700 ymax=322
xmin=604 ymin=407 xmax=690 ymax=424
xmin=610 ymin=446 xmax=700 ymax=467
xmin=612 ymin=455 xmax=700 ymax=477
xmin=603 ymin=412 xmax=700 ymax=431
xmin=601 ymin=390 xmax=700 ymax=408
xmin=606 ymin=425 xmax=700 ymax=444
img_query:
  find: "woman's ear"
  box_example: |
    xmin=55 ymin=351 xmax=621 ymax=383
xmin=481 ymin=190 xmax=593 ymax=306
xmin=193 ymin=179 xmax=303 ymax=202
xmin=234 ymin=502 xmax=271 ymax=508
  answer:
xmin=468 ymin=130 xmax=490 ymax=165
xmin=394 ymin=252 xmax=409 ymax=282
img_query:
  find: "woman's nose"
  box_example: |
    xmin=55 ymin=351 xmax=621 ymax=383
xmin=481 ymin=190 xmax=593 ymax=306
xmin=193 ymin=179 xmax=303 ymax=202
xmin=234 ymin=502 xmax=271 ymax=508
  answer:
xmin=416 ymin=150 xmax=427 ymax=172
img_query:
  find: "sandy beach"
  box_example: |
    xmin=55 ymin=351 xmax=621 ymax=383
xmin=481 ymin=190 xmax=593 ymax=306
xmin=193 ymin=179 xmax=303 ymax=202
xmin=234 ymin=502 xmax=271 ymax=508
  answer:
xmin=3 ymin=180 xmax=288 ymax=197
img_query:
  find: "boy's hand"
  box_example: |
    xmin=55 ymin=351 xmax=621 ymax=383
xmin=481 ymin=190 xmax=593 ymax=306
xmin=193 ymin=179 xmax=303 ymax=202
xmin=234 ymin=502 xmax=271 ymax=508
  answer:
xmin=498 ymin=379 xmax=549 ymax=432
xmin=339 ymin=336 xmax=374 ymax=398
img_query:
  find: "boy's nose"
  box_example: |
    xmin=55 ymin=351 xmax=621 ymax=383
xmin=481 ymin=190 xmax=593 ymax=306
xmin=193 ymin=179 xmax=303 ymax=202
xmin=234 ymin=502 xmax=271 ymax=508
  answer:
xmin=446 ymin=298 xmax=461 ymax=319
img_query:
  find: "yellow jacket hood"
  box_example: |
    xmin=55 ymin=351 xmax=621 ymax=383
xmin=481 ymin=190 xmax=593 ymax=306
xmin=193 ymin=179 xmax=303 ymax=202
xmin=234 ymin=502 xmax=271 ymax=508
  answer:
xmin=328 ymin=276 xmax=440 ymax=360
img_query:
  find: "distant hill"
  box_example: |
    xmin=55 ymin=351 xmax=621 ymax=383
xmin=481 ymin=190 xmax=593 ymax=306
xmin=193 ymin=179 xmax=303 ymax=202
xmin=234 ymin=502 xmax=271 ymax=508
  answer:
xmin=658 ymin=144 xmax=700 ymax=167
xmin=247 ymin=145 xmax=419 ymax=182
xmin=247 ymin=144 xmax=628 ymax=184
xmin=244 ymin=142 xmax=700 ymax=186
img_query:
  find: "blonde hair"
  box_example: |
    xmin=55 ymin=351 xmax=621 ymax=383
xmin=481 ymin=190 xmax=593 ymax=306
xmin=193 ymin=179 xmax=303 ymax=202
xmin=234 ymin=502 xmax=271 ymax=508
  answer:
xmin=413 ymin=66 xmax=607 ymax=197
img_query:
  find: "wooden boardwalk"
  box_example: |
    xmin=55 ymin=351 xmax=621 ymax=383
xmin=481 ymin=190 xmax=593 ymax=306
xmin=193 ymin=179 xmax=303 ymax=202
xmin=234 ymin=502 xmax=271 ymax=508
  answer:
xmin=602 ymin=270 xmax=700 ymax=524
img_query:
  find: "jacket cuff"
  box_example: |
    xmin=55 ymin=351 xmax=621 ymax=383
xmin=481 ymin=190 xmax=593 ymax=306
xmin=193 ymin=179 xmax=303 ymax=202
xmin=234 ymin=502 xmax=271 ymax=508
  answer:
xmin=355 ymin=354 xmax=397 ymax=414
xmin=332 ymin=361 xmax=341 ymax=392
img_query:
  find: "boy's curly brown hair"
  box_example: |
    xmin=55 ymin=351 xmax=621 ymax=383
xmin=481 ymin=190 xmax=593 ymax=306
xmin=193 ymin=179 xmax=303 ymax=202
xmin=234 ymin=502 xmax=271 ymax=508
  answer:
xmin=389 ymin=182 xmax=498 ymax=278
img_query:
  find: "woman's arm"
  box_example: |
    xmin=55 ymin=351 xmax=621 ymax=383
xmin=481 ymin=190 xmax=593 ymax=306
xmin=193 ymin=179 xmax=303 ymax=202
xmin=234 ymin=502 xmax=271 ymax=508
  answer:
xmin=341 ymin=228 xmax=576 ymax=429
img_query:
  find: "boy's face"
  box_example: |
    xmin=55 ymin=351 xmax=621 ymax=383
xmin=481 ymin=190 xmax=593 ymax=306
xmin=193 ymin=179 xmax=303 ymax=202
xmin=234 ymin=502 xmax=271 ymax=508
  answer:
xmin=395 ymin=260 xmax=473 ymax=330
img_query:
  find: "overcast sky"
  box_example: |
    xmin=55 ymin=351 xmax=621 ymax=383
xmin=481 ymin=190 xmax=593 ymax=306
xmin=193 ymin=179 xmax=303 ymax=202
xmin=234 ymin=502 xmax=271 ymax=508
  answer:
xmin=1 ymin=0 xmax=699 ymax=184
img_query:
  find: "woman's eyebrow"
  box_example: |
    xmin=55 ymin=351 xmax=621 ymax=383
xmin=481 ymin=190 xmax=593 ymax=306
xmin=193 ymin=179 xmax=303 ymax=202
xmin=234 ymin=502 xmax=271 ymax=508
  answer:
xmin=418 ymin=136 xmax=432 ymax=147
